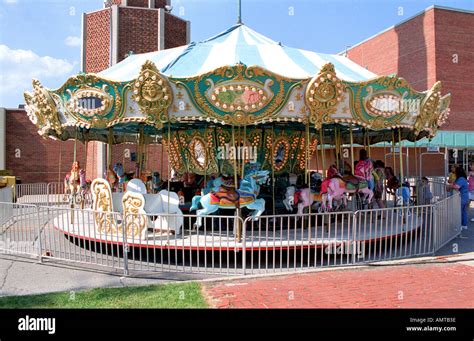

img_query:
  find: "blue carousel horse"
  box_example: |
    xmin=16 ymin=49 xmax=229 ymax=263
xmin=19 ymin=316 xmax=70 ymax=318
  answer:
xmin=190 ymin=164 xmax=269 ymax=230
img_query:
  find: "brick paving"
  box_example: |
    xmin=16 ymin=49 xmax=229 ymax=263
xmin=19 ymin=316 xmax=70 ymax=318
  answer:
xmin=203 ymin=262 xmax=474 ymax=308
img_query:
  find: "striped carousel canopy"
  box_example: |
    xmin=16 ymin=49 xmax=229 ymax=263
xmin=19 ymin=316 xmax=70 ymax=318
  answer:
xmin=100 ymin=23 xmax=376 ymax=81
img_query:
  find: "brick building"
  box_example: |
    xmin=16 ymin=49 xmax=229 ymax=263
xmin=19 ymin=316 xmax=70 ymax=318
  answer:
xmin=0 ymin=0 xmax=189 ymax=183
xmin=345 ymin=5 xmax=474 ymax=174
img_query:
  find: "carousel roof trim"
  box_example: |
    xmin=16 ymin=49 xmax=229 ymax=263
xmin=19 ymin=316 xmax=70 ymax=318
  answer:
xmin=99 ymin=23 xmax=377 ymax=82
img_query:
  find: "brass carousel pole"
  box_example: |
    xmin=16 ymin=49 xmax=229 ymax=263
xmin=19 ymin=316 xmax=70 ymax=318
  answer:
xmin=271 ymin=125 xmax=276 ymax=216
xmin=414 ymin=139 xmax=418 ymax=178
xmin=392 ymin=130 xmax=397 ymax=176
xmin=306 ymin=121 xmax=311 ymax=217
xmin=107 ymin=127 xmax=113 ymax=171
xmin=366 ymin=129 xmax=371 ymax=158
xmin=231 ymin=124 xmax=241 ymax=242
xmin=320 ymin=127 xmax=325 ymax=178
xmin=334 ymin=126 xmax=339 ymax=171
xmin=398 ymin=129 xmax=404 ymax=183
xmin=167 ymin=122 xmax=171 ymax=213
xmin=349 ymin=124 xmax=355 ymax=174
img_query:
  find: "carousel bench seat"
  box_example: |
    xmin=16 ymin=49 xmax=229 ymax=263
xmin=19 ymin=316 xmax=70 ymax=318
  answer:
xmin=93 ymin=178 xmax=183 ymax=236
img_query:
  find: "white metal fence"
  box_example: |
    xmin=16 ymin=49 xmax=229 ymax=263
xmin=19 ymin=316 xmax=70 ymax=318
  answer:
xmin=0 ymin=192 xmax=462 ymax=276
xmin=14 ymin=182 xmax=91 ymax=207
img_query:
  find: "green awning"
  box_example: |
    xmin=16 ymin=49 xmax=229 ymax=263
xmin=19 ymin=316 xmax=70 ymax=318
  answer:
xmin=367 ymin=131 xmax=474 ymax=148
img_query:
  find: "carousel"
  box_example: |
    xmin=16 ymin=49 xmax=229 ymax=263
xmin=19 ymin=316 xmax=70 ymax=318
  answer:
xmin=23 ymin=22 xmax=451 ymax=254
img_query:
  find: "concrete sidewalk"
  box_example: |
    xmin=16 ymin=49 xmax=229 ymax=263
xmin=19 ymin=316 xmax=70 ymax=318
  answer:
xmin=0 ymin=255 xmax=210 ymax=297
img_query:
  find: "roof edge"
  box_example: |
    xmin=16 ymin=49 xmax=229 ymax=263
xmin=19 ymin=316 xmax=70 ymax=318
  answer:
xmin=340 ymin=5 xmax=474 ymax=55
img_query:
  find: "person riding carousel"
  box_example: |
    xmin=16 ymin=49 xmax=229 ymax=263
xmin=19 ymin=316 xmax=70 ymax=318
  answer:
xmin=354 ymin=149 xmax=375 ymax=190
xmin=321 ymin=164 xmax=340 ymax=195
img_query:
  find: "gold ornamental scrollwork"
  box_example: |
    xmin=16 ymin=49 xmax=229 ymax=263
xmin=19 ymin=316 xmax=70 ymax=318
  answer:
xmin=415 ymin=81 xmax=442 ymax=136
xmin=91 ymin=178 xmax=118 ymax=235
xmin=305 ymin=63 xmax=344 ymax=129
xmin=133 ymin=60 xmax=173 ymax=128
xmin=122 ymin=192 xmax=147 ymax=238
xmin=24 ymin=79 xmax=62 ymax=136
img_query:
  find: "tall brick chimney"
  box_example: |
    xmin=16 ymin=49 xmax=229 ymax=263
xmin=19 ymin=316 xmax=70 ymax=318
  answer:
xmin=81 ymin=0 xmax=190 ymax=178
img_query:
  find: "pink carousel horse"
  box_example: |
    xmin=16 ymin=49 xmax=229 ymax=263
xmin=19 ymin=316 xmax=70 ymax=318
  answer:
xmin=326 ymin=176 xmax=374 ymax=210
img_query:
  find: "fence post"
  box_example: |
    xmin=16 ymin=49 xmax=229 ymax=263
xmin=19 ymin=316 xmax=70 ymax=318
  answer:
xmin=432 ymin=202 xmax=438 ymax=254
xmin=352 ymin=211 xmax=358 ymax=264
xmin=47 ymin=183 xmax=50 ymax=207
xmin=122 ymin=213 xmax=129 ymax=276
xmin=36 ymin=205 xmax=43 ymax=263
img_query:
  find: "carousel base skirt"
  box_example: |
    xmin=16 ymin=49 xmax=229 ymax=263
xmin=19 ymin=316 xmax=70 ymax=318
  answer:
xmin=52 ymin=212 xmax=424 ymax=252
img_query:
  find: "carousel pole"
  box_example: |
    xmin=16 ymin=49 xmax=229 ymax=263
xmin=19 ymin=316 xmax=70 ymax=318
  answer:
xmin=58 ymin=143 xmax=62 ymax=184
xmin=392 ymin=130 xmax=397 ymax=176
xmin=334 ymin=126 xmax=339 ymax=171
xmin=398 ymin=129 xmax=404 ymax=183
xmin=271 ymin=125 xmax=276 ymax=216
xmin=83 ymin=138 xmax=88 ymax=209
xmin=306 ymin=121 xmax=311 ymax=217
xmin=320 ymin=128 xmax=325 ymax=178
xmin=366 ymin=129 xmax=371 ymax=158
xmin=167 ymin=123 xmax=171 ymax=213
xmin=231 ymin=124 xmax=241 ymax=242
xmin=241 ymin=124 xmax=247 ymax=178
xmin=73 ymin=129 xmax=78 ymax=163
xmin=349 ymin=124 xmax=355 ymax=174
xmin=414 ymin=139 xmax=418 ymax=178
xmin=107 ymin=128 xmax=113 ymax=171
xmin=70 ymin=129 xmax=79 ymax=222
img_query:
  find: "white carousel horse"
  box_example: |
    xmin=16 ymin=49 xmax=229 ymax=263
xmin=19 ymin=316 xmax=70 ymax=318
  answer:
xmin=283 ymin=186 xmax=323 ymax=215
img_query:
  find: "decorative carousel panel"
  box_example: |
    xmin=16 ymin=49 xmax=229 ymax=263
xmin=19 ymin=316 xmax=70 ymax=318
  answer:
xmin=415 ymin=81 xmax=450 ymax=137
xmin=163 ymin=133 xmax=187 ymax=175
xmin=132 ymin=60 xmax=173 ymax=128
xmin=171 ymin=63 xmax=302 ymax=126
xmin=52 ymin=74 xmax=127 ymax=129
xmin=305 ymin=63 xmax=344 ymax=129
xmin=24 ymin=79 xmax=62 ymax=137
xmin=346 ymin=76 xmax=425 ymax=130
xmin=263 ymin=129 xmax=317 ymax=174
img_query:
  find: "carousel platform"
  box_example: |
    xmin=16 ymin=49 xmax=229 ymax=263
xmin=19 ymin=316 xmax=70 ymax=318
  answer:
xmin=52 ymin=211 xmax=424 ymax=252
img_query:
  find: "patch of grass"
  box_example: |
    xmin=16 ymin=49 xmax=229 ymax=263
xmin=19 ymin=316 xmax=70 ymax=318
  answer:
xmin=0 ymin=282 xmax=208 ymax=308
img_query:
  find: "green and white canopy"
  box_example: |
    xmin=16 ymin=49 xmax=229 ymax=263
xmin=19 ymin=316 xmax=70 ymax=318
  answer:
xmin=24 ymin=23 xmax=451 ymax=145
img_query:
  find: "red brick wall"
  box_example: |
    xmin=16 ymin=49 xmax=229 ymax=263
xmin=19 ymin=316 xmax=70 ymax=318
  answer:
xmin=5 ymin=109 xmax=87 ymax=183
xmin=118 ymin=8 xmax=159 ymax=62
xmin=110 ymin=144 xmax=169 ymax=179
xmin=126 ymin=0 xmax=150 ymax=7
xmin=165 ymin=13 xmax=187 ymax=49
xmin=347 ymin=9 xmax=436 ymax=91
xmin=346 ymin=8 xmax=474 ymax=131
xmin=85 ymin=9 xmax=111 ymax=73
xmin=433 ymin=8 xmax=474 ymax=131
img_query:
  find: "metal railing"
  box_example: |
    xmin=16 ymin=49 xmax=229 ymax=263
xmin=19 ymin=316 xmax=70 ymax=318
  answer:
xmin=14 ymin=182 xmax=83 ymax=207
xmin=0 ymin=193 xmax=462 ymax=276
